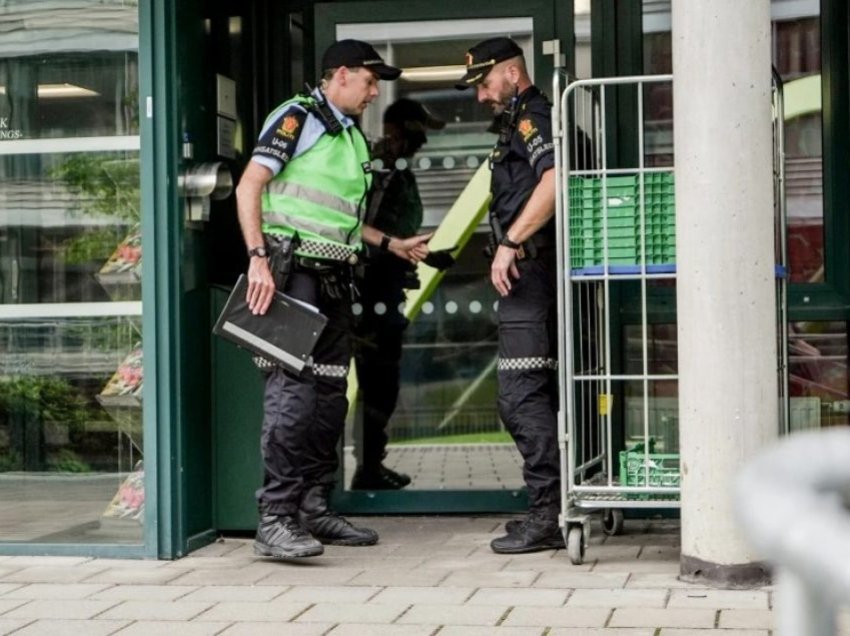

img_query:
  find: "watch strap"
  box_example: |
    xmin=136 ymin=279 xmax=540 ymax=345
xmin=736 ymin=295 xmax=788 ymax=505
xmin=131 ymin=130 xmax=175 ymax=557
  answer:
xmin=500 ymin=235 xmax=522 ymax=250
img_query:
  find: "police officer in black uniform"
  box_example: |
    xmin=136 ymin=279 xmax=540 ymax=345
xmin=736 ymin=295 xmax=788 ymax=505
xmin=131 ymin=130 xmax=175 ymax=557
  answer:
xmin=457 ymin=37 xmax=563 ymax=553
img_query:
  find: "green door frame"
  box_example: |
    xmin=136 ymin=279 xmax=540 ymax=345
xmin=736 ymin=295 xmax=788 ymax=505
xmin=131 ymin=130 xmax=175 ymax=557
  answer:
xmin=140 ymin=0 xmax=183 ymax=559
xmin=139 ymin=0 xmax=218 ymax=558
xmin=312 ymin=0 xmax=571 ymax=514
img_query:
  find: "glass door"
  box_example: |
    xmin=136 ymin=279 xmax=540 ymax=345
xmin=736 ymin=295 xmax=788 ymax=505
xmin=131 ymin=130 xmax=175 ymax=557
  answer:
xmin=315 ymin=0 xmax=560 ymax=512
xmin=0 ymin=0 xmax=144 ymax=547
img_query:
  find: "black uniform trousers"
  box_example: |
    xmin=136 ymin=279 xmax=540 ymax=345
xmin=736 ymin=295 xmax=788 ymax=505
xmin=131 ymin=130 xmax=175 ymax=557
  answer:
xmin=353 ymin=323 xmax=404 ymax=467
xmin=496 ymin=249 xmax=560 ymax=513
xmin=256 ymin=265 xmax=353 ymax=516
xmin=353 ymin=264 xmax=408 ymax=468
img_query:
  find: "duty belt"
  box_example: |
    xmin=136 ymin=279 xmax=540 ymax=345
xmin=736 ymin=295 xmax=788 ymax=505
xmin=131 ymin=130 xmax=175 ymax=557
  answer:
xmin=294 ymin=255 xmax=354 ymax=274
xmin=298 ymin=238 xmax=360 ymax=265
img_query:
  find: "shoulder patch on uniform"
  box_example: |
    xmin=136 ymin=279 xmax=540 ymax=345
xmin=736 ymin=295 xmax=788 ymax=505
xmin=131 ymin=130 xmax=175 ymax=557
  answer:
xmin=518 ymin=118 xmax=538 ymax=142
xmin=277 ymin=114 xmax=301 ymax=140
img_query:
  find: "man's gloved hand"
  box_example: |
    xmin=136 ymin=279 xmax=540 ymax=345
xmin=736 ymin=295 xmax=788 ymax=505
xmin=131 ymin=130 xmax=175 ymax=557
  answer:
xmin=423 ymin=247 xmax=457 ymax=271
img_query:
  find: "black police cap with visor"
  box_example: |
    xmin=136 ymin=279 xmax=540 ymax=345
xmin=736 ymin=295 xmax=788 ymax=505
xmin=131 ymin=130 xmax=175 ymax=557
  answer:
xmin=383 ymin=98 xmax=445 ymax=135
xmin=322 ymin=39 xmax=402 ymax=80
xmin=455 ymin=37 xmax=524 ymax=90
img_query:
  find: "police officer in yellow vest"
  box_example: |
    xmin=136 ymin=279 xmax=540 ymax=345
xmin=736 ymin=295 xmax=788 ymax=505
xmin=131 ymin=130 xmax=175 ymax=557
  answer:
xmin=236 ymin=39 xmax=431 ymax=558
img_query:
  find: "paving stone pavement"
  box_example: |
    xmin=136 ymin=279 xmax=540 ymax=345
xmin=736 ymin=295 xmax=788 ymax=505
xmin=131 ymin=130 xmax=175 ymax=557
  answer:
xmin=0 ymin=516 xmax=848 ymax=635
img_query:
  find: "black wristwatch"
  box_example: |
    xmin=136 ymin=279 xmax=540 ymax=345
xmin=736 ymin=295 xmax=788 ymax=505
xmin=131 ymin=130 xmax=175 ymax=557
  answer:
xmin=500 ymin=235 xmax=522 ymax=250
xmin=247 ymin=246 xmax=268 ymax=258
xmin=380 ymin=234 xmax=393 ymax=251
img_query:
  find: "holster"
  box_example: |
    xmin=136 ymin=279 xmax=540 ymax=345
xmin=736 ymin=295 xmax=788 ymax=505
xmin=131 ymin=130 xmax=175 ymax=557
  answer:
xmin=483 ymin=211 xmax=500 ymax=261
xmin=483 ymin=212 xmax=537 ymax=262
xmin=265 ymin=233 xmax=300 ymax=289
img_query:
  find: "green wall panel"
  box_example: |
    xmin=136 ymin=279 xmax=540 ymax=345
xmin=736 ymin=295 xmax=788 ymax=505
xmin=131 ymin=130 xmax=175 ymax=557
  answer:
xmin=211 ymin=286 xmax=265 ymax=531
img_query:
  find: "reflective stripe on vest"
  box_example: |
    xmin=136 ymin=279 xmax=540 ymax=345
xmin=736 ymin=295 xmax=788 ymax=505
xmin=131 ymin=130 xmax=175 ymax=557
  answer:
xmin=265 ymin=181 xmax=359 ymax=218
xmin=263 ymin=210 xmax=352 ymax=245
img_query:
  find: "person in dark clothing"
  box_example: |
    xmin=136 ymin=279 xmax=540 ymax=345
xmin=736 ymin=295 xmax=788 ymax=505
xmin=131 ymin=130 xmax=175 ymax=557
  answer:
xmin=351 ymin=98 xmax=446 ymax=490
xmin=457 ymin=37 xmax=564 ymax=553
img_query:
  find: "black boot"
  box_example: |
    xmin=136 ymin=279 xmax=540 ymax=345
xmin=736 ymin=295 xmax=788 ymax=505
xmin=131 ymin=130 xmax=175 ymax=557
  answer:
xmin=254 ymin=511 xmax=324 ymax=558
xmin=491 ymin=509 xmax=564 ymax=554
xmin=299 ymin=484 xmax=379 ymax=546
xmin=504 ymin=514 xmax=528 ymax=535
xmin=351 ymin=464 xmax=411 ymax=490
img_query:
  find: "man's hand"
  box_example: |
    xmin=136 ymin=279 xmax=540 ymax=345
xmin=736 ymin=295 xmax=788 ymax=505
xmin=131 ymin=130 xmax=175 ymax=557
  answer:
xmin=389 ymin=233 xmax=433 ymax=264
xmin=246 ymin=256 xmax=276 ymax=315
xmin=491 ymin=245 xmax=520 ymax=297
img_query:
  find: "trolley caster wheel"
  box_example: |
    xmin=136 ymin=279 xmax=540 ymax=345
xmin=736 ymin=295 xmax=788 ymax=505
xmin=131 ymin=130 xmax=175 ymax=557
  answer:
xmin=602 ymin=508 xmax=624 ymax=536
xmin=566 ymin=525 xmax=585 ymax=565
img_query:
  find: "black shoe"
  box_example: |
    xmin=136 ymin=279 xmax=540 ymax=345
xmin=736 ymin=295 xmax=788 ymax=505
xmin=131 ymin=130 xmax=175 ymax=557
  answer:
xmin=504 ymin=516 xmax=526 ymax=535
xmin=491 ymin=514 xmax=564 ymax=554
xmin=351 ymin=464 xmax=412 ymax=490
xmin=254 ymin=513 xmax=324 ymax=558
xmin=300 ymin=484 xmax=379 ymax=546
xmin=505 ymin=515 xmax=566 ymax=542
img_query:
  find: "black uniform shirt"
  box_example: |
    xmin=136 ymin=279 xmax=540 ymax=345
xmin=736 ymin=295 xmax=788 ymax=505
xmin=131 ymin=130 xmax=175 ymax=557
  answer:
xmin=489 ymin=85 xmax=555 ymax=234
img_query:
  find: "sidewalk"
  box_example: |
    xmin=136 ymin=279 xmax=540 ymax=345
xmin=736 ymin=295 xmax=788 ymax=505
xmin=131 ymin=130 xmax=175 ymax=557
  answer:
xmin=0 ymin=516 xmax=840 ymax=635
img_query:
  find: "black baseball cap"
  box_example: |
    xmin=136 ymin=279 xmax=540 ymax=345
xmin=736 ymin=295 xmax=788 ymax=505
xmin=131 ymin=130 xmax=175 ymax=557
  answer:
xmin=456 ymin=37 xmax=524 ymax=90
xmin=383 ymin=98 xmax=445 ymax=133
xmin=321 ymin=39 xmax=402 ymax=80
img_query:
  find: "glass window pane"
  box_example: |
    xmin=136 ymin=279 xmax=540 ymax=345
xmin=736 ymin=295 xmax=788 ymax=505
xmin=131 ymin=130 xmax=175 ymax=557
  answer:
xmin=337 ymin=19 xmax=533 ymax=492
xmin=789 ymin=321 xmax=849 ymax=430
xmin=773 ymin=17 xmax=822 ymax=284
xmin=624 ymin=324 xmax=679 ymax=453
xmin=345 ymin=233 xmax=523 ymax=491
xmin=641 ymin=1 xmax=823 ymax=283
xmin=0 ymin=1 xmax=142 ymax=545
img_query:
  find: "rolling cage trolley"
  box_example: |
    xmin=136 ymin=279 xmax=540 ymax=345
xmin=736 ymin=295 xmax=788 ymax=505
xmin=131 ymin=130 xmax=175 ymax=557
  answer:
xmin=551 ymin=70 xmax=789 ymax=565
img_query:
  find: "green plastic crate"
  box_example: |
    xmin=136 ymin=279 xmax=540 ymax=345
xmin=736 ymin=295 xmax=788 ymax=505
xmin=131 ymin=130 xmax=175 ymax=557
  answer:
xmin=567 ymin=174 xmax=676 ymax=268
xmin=618 ymin=440 xmax=680 ymax=488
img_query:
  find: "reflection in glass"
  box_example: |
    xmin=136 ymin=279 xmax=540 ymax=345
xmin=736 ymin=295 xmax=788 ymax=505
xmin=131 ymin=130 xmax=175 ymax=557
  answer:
xmin=346 ymin=234 xmax=522 ymax=491
xmin=641 ymin=1 xmax=823 ymax=283
xmin=789 ymin=321 xmax=849 ymax=430
xmin=339 ymin=20 xmax=534 ymax=493
xmin=1 ymin=151 xmax=141 ymax=304
xmin=0 ymin=317 xmax=143 ymax=542
xmin=623 ymin=380 xmax=679 ymax=454
xmin=0 ymin=1 xmax=142 ymax=544
xmin=623 ymin=324 xmax=679 ymax=454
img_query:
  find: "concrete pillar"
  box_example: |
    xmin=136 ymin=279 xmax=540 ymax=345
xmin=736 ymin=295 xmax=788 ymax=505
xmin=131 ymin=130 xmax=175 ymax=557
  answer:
xmin=672 ymin=0 xmax=777 ymax=587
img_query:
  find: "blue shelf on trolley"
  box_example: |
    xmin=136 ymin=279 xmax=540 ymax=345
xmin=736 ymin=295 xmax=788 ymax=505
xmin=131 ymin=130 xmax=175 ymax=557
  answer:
xmin=571 ymin=264 xmax=676 ymax=276
xmin=570 ymin=264 xmax=788 ymax=277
